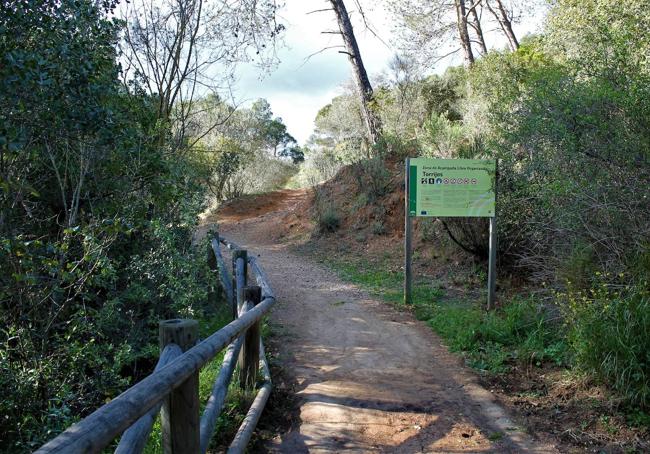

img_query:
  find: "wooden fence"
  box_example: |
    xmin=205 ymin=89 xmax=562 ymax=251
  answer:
xmin=36 ymin=233 xmax=275 ymax=454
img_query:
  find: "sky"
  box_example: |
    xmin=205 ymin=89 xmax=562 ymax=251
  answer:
xmin=232 ymin=1 xmax=547 ymax=145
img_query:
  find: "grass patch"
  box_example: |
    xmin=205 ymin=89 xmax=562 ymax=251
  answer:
xmin=487 ymin=431 xmax=504 ymax=441
xmin=426 ymin=299 xmax=568 ymax=373
xmin=332 ymin=258 xmax=443 ymax=310
xmin=326 ymin=256 xmax=568 ymax=374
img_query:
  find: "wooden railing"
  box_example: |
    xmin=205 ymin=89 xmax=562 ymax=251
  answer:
xmin=36 ymin=233 xmax=275 ymax=454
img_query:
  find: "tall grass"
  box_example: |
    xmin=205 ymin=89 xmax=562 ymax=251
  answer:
xmin=564 ymin=277 xmax=650 ymax=408
xmin=427 ymin=298 xmax=567 ymax=373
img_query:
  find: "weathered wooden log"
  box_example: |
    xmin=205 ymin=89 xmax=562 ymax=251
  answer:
xmin=227 ymin=339 xmax=272 ymax=454
xmin=198 ymin=336 xmax=243 ymax=454
xmin=159 ymin=320 xmax=200 ymax=454
xmin=232 ymin=249 xmax=247 ymax=314
xmin=114 ymin=344 xmax=183 ymax=454
xmin=35 ymin=297 xmax=275 ymax=454
xmin=211 ymin=237 xmax=234 ymax=308
xmin=248 ymin=256 xmax=275 ymax=300
xmin=238 ymin=286 xmax=261 ymax=390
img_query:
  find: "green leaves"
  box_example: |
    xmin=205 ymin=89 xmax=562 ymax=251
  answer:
xmin=0 ymin=1 xmax=213 ymax=449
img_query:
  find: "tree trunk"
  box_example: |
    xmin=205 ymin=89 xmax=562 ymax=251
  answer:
xmin=486 ymin=0 xmax=519 ymax=51
xmin=468 ymin=2 xmax=488 ymax=55
xmin=455 ymin=0 xmax=475 ymax=66
xmin=329 ymin=0 xmax=382 ymax=146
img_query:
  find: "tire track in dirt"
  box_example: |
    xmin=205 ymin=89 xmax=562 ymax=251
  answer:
xmin=202 ymin=189 xmax=558 ymax=453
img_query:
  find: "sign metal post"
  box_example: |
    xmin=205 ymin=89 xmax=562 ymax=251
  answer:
xmin=404 ymin=158 xmax=413 ymax=305
xmin=487 ymin=216 xmax=497 ymax=310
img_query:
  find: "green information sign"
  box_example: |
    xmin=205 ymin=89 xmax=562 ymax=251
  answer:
xmin=408 ymin=158 xmax=496 ymax=217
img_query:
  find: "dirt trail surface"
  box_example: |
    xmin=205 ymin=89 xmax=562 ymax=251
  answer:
xmin=202 ymin=189 xmax=558 ymax=453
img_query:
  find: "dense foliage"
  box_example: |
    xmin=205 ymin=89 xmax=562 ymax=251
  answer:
xmin=0 ymin=0 xmax=294 ymax=447
xmin=0 ymin=0 xmax=282 ymax=450
xmin=466 ymin=3 xmax=650 ymax=408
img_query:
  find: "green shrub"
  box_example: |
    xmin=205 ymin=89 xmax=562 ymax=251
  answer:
xmin=318 ymin=207 xmax=341 ymax=233
xmin=313 ymin=186 xmax=341 ymax=234
xmin=564 ymin=276 xmax=650 ymax=408
xmin=352 ymin=156 xmax=391 ymax=202
xmin=371 ymin=220 xmax=385 ymax=235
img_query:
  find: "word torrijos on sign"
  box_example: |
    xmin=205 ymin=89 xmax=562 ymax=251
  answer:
xmin=408 ymin=158 xmax=496 ymax=217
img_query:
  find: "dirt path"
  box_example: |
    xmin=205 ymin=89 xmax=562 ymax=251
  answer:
xmin=203 ymin=190 xmax=558 ymax=453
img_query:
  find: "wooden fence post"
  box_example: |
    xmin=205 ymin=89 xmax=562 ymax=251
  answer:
xmin=159 ymin=319 xmax=200 ymax=454
xmin=231 ymin=277 xmax=238 ymax=319
xmin=232 ymin=249 xmax=248 ymax=315
xmin=239 ymin=286 xmax=261 ymax=390
xmin=207 ymin=234 xmax=218 ymax=308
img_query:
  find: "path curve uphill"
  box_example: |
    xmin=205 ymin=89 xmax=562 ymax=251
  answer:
xmin=203 ymin=189 xmax=557 ymax=453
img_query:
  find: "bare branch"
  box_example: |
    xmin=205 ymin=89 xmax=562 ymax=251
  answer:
xmin=306 ymin=8 xmax=334 ymax=14
xmin=351 ymin=0 xmax=390 ymax=49
xmin=300 ymin=45 xmax=345 ymax=65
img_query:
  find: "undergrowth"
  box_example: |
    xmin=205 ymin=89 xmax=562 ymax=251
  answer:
xmin=563 ymin=276 xmax=650 ymax=409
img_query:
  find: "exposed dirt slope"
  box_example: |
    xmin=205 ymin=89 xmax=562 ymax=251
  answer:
xmin=203 ymin=190 xmax=557 ymax=453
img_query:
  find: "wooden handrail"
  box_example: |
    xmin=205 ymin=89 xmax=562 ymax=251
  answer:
xmin=227 ymin=339 xmax=272 ymax=454
xmin=37 ymin=234 xmax=277 ymax=454
xmin=215 ymin=236 xmax=273 ymax=300
xmin=211 ymin=237 xmax=234 ymax=306
xmin=199 ymin=335 xmax=243 ymax=454
xmin=248 ymin=255 xmax=275 ymax=300
xmin=35 ymin=297 xmax=274 ymax=454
